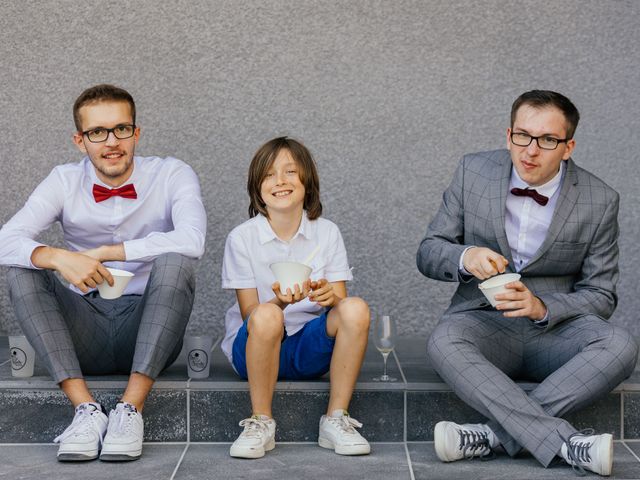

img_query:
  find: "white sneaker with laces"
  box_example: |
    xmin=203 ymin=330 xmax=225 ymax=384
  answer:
xmin=229 ymin=415 xmax=276 ymax=459
xmin=561 ymin=430 xmax=613 ymax=476
xmin=54 ymin=402 xmax=108 ymax=461
xmin=318 ymin=409 xmax=370 ymax=455
xmin=434 ymin=421 xmax=498 ymax=462
xmin=99 ymin=402 xmax=144 ymax=461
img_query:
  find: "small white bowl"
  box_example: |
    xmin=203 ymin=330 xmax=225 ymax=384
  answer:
xmin=478 ymin=273 xmax=521 ymax=307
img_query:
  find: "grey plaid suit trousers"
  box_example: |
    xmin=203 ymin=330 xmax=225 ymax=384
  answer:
xmin=427 ymin=311 xmax=637 ymax=466
xmin=7 ymin=252 xmax=196 ymax=383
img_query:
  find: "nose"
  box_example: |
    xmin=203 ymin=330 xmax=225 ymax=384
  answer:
xmin=105 ymin=130 xmax=119 ymax=146
xmin=275 ymin=170 xmax=287 ymax=184
xmin=527 ymin=137 xmax=540 ymax=155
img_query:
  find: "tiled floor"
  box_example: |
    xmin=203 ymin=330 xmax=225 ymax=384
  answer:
xmin=2 ymin=442 xmax=640 ymax=479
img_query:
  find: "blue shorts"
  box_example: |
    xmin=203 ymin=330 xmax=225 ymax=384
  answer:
xmin=231 ymin=311 xmax=335 ymax=380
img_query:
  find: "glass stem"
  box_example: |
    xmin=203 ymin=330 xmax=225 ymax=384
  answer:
xmin=382 ymin=352 xmax=390 ymax=377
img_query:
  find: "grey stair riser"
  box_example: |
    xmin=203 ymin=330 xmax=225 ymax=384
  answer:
xmin=190 ymin=390 xmax=404 ymax=442
xmin=406 ymin=391 xmax=622 ymax=441
xmin=0 ymin=389 xmax=186 ymax=443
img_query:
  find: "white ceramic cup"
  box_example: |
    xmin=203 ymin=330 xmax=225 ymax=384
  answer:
xmin=269 ymin=261 xmax=312 ymax=295
xmin=478 ymin=273 xmax=522 ymax=307
xmin=9 ymin=335 xmax=36 ymax=378
xmin=184 ymin=336 xmax=214 ymax=379
xmin=97 ymin=268 xmax=134 ymax=299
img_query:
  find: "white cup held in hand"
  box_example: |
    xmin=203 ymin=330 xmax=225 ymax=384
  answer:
xmin=478 ymin=273 xmax=522 ymax=307
xmin=9 ymin=335 xmax=36 ymax=378
xmin=97 ymin=268 xmax=134 ymax=299
xmin=185 ymin=336 xmax=214 ymax=379
xmin=269 ymin=262 xmax=312 ymax=295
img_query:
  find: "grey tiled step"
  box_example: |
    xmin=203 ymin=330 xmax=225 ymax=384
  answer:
xmin=1 ymin=336 xmax=639 ymax=443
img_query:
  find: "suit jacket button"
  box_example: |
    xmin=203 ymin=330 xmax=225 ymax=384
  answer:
xmin=444 ymin=272 xmax=453 ymax=279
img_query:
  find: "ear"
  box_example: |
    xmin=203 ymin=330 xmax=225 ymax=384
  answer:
xmin=73 ymin=132 xmax=87 ymax=153
xmin=133 ymin=126 xmax=141 ymax=145
xmin=506 ymin=127 xmax=512 ymax=151
xmin=562 ymin=138 xmax=576 ymax=160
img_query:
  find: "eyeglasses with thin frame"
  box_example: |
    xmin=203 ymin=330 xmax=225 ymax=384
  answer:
xmin=510 ymin=132 xmax=569 ymax=150
xmin=81 ymin=124 xmax=136 ymax=143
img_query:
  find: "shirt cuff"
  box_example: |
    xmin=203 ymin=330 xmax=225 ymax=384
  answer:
xmin=533 ymin=310 xmax=549 ymax=328
xmin=458 ymin=246 xmax=475 ymax=276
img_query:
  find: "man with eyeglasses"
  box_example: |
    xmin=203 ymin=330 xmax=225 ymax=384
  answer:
xmin=417 ymin=90 xmax=637 ymax=476
xmin=0 ymin=84 xmax=206 ymax=462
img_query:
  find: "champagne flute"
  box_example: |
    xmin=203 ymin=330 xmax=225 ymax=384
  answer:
xmin=373 ymin=314 xmax=397 ymax=382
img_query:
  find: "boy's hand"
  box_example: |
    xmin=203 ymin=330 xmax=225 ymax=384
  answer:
xmin=271 ymin=279 xmax=311 ymax=307
xmin=309 ymin=278 xmax=337 ymax=307
xmin=463 ymin=247 xmax=509 ymax=280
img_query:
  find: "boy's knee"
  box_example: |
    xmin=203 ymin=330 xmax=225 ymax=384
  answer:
xmin=335 ymin=297 xmax=370 ymax=331
xmin=247 ymin=304 xmax=284 ymax=341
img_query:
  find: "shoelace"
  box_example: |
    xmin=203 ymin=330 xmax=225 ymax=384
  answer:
xmin=559 ymin=428 xmax=595 ymax=477
xmin=238 ymin=417 xmax=269 ymax=439
xmin=54 ymin=405 xmax=103 ymax=444
xmin=458 ymin=428 xmax=495 ymax=461
xmin=109 ymin=405 xmax=138 ymax=436
xmin=326 ymin=414 xmax=363 ymax=435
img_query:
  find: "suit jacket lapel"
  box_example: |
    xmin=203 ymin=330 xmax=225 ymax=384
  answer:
xmin=490 ymin=154 xmax=513 ymax=264
xmin=525 ymin=159 xmax=579 ymax=267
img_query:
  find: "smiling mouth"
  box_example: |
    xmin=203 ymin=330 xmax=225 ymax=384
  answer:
xmin=102 ymin=152 xmax=124 ymax=159
xmin=273 ymin=190 xmax=293 ymax=197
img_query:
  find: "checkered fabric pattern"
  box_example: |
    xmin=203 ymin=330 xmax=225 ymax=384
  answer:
xmin=7 ymin=253 xmax=196 ymax=383
xmin=418 ymin=150 xmax=638 ymax=467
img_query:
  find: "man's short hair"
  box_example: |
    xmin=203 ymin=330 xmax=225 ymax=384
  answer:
xmin=511 ymin=90 xmax=580 ymax=139
xmin=73 ymin=84 xmax=136 ymax=131
xmin=247 ymin=136 xmax=323 ymax=220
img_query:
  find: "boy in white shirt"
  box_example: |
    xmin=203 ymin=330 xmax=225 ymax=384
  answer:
xmin=222 ymin=137 xmax=371 ymax=459
xmin=0 ymin=84 xmax=206 ymax=462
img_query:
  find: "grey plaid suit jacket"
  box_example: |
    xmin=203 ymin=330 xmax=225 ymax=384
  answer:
xmin=417 ymin=149 xmax=620 ymax=330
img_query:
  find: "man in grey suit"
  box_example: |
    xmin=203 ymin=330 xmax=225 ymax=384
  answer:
xmin=417 ymin=90 xmax=638 ymax=476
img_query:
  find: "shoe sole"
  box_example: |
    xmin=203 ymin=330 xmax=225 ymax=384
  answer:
xmin=57 ymin=452 xmax=98 ymax=462
xmin=318 ymin=436 xmax=371 ymax=455
xmin=229 ymin=438 xmax=275 ymax=459
xmin=99 ymin=448 xmax=142 ymax=462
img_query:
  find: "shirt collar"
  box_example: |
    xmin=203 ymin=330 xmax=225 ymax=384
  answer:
xmin=510 ymin=160 xmax=565 ymax=199
xmin=256 ymin=211 xmax=314 ymax=245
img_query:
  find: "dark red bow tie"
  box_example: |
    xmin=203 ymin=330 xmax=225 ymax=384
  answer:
xmin=510 ymin=187 xmax=549 ymax=206
xmin=92 ymin=184 xmax=138 ymax=203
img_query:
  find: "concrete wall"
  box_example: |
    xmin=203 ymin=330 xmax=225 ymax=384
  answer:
xmin=1 ymin=1 xmax=639 ymax=338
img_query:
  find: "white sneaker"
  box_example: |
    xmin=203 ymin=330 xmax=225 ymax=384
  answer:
xmin=434 ymin=421 xmax=498 ymax=462
xmin=54 ymin=402 xmax=108 ymax=461
xmin=318 ymin=410 xmax=370 ymax=455
xmin=229 ymin=416 xmax=276 ymax=459
xmin=561 ymin=430 xmax=613 ymax=476
xmin=100 ymin=402 xmax=144 ymax=461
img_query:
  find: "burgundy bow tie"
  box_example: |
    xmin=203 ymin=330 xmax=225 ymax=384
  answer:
xmin=510 ymin=187 xmax=549 ymax=206
xmin=92 ymin=184 xmax=138 ymax=203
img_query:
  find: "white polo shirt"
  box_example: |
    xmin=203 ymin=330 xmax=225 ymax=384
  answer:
xmin=221 ymin=212 xmax=353 ymax=363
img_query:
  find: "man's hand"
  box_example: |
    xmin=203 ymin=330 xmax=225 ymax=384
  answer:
xmin=463 ymin=247 xmax=509 ymax=280
xmin=494 ymin=281 xmax=547 ymax=321
xmin=271 ymin=280 xmax=311 ymax=308
xmin=309 ymin=279 xmax=338 ymax=307
xmin=31 ymin=246 xmax=113 ymax=293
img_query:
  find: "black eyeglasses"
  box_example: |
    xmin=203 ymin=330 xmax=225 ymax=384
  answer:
xmin=82 ymin=124 xmax=136 ymax=143
xmin=510 ymin=132 xmax=569 ymax=151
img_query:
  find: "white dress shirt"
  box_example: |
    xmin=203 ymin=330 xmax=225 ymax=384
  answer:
xmin=0 ymin=155 xmax=206 ymax=295
xmin=221 ymin=212 xmax=353 ymax=363
xmin=505 ymin=162 xmax=564 ymax=271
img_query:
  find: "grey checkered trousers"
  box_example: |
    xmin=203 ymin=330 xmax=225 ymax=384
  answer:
xmin=7 ymin=253 xmax=196 ymax=383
